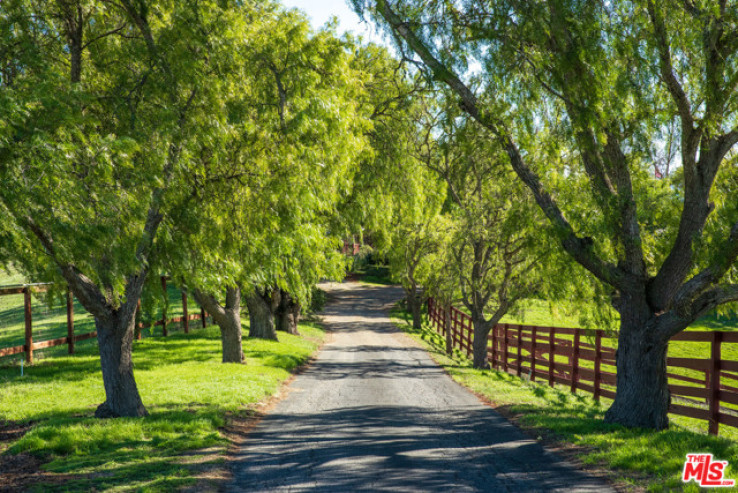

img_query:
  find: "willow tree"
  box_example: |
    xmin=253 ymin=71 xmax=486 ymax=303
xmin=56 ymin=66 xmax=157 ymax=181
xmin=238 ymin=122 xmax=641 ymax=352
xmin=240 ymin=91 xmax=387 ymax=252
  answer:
xmin=357 ymin=0 xmax=738 ymax=429
xmin=381 ymin=97 xmax=447 ymax=331
xmin=432 ymin=112 xmax=546 ymax=369
xmin=163 ymin=8 xmax=369 ymax=344
xmin=337 ymin=43 xmax=448 ymax=326
xmin=0 ymin=0 xmax=259 ymax=417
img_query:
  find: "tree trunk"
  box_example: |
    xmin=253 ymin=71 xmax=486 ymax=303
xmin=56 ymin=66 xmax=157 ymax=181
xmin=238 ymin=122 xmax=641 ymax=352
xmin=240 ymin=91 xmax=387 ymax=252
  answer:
xmin=411 ymin=295 xmax=422 ymax=331
xmin=247 ymin=288 xmax=279 ymax=341
xmin=471 ymin=315 xmax=493 ymax=369
xmin=192 ymin=286 xmax=244 ymax=363
xmin=604 ymin=312 xmax=670 ymax=430
xmin=95 ymin=307 xmax=148 ymax=418
xmin=406 ymin=285 xmax=423 ymax=331
xmin=276 ymin=289 xmax=300 ymax=335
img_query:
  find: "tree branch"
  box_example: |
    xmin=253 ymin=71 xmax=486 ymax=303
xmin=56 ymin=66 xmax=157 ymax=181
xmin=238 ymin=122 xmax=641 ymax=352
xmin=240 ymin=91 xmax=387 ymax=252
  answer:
xmin=375 ymin=0 xmax=629 ymax=291
xmin=657 ymin=283 xmax=738 ymax=340
xmin=672 ymin=219 xmax=738 ymax=307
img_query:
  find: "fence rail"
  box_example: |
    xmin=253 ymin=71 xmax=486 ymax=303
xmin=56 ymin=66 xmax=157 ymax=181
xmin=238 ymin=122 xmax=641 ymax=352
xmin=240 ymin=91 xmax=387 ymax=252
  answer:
xmin=0 ymin=277 xmax=209 ymax=364
xmin=428 ymin=297 xmax=738 ymax=436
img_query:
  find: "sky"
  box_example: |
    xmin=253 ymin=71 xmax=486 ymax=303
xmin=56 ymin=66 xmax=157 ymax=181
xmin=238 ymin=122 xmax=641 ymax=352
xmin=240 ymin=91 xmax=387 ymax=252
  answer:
xmin=279 ymin=0 xmax=388 ymax=46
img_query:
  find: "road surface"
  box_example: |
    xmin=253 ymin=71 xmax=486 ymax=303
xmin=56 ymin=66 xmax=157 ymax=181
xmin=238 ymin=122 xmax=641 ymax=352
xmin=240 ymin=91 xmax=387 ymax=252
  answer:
xmin=229 ymin=282 xmax=614 ymax=492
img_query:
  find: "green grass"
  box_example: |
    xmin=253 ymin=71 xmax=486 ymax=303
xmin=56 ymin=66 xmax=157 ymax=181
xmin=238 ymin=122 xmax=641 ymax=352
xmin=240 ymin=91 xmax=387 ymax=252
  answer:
xmin=351 ymin=262 xmax=394 ymax=286
xmin=0 ymin=320 xmax=325 ymax=492
xmin=497 ymin=297 xmax=738 ymax=333
xmin=392 ymin=306 xmax=738 ymax=492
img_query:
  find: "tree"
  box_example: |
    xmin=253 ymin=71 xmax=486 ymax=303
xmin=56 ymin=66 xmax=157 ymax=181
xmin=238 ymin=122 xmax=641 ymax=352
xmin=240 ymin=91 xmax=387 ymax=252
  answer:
xmin=192 ymin=287 xmax=244 ymax=363
xmin=0 ymin=0 xmax=265 ymax=416
xmin=338 ymin=44 xmax=448 ymax=328
xmin=336 ymin=43 xmax=433 ymax=252
xmin=357 ymin=0 xmax=738 ymax=429
xmin=433 ymin=112 xmax=545 ymax=369
xmin=162 ymin=8 xmax=369 ymax=347
xmin=238 ymin=12 xmax=369 ymax=341
xmin=380 ymin=100 xmax=446 ymax=331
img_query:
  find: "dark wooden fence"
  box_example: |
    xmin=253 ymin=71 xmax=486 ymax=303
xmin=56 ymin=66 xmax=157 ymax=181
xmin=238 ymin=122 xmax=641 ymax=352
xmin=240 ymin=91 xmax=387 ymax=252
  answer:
xmin=428 ymin=297 xmax=738 ymax=436
xmin=0 ymin=276 xmax=209 ymax=364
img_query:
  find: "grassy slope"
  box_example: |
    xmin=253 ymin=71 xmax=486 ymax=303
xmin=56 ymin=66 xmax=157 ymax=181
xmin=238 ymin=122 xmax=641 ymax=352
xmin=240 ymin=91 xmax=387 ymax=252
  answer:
xmin=0 ymin=321 xmax=325 ymax=492
xmin=392 ymin=307 xmax=738 ymax=492
xmin=500 ymin=298 xmax=738 ymax=333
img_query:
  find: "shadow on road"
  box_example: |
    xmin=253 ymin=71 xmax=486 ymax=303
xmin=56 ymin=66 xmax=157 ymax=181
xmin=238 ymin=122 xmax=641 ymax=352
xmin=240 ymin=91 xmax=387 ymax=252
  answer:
xmin=231 ymin=405 xmax=595 ymax=492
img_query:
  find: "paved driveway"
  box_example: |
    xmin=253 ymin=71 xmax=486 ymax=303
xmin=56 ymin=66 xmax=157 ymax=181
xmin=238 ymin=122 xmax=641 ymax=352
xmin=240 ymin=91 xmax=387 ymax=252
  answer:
xmin=229 ymin=282 xmax=614 ymax=492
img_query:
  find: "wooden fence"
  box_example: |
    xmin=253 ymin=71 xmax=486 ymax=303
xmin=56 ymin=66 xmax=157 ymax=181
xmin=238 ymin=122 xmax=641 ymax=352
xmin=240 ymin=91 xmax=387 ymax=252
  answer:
xmin=342 ymin=241 xmax=361 ymax=256
xmin=0 ymin=276 xmax=209 ymax=364
xmin=428 ymin=297 xmax=738 ymax=436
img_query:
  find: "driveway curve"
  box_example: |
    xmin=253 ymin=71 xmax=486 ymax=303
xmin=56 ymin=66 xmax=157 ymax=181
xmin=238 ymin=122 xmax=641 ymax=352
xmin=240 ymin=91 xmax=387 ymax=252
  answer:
xmin=228 ymin=281 xmax=614 ymax=492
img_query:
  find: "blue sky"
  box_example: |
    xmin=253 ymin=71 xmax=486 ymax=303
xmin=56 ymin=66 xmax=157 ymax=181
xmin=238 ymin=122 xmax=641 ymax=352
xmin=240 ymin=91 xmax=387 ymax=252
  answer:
xmin=279 ymin=0 xmax=387 ymax=45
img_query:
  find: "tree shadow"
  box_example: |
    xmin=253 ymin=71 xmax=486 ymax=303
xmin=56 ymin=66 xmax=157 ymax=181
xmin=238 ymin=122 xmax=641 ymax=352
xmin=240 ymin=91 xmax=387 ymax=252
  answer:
xmin=229 ymin=405 xmax=609 ymax=492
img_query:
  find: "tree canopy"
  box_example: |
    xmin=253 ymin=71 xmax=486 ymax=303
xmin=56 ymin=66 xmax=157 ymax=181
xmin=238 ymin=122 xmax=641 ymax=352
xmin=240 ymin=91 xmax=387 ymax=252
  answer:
xmin=354 ymin=0 xmax=738 ymax=429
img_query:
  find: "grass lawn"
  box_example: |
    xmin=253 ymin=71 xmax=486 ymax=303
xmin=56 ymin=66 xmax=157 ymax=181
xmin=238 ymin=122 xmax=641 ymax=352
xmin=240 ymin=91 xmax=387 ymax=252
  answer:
xmin=392 ymin=306 xmax=738 ymax=492
xmin=0 ymin=320 xmax=325 ymax=492
xmin=351 ymin=262 xmax=394 ymax=286
xmin=488 ymin=297 xmax=738 ymax=334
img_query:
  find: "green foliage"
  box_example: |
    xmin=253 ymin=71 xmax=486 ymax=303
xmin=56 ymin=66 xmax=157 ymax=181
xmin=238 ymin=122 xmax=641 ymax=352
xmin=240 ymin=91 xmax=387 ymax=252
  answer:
xmin=430 ymin=106 xmax=552 ymax=324
xmin=0 ymin=0 xmax=247 ymax=296
xmin=158 ymin=6 xmax=371 ymax=307
xmin=307 ymin=286 xmax=328 ymax=314
xmin=355 ymin=0 xmax=738 ymax=332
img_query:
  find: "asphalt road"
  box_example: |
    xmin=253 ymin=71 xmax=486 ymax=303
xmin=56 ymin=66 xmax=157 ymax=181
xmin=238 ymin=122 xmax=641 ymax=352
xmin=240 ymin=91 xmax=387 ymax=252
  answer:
xmin=229 ymin=282 xmax=614 ymax=492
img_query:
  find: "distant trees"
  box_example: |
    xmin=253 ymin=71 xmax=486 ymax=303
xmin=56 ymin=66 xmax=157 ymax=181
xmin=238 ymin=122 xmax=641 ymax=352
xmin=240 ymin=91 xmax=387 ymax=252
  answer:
xmin=165 ymin=7 xmax=368 ymax=350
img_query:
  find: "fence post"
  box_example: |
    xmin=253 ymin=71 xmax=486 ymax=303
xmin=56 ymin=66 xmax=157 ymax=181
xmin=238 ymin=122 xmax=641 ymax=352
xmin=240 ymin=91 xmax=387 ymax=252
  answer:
xmin=709 ymin=331 xmax=722 ymax=435
xmin=161 ymin=276 xmax=168 ymax=337
xmin=594 ymin=330 xmax=602 ymax=401
xmin=516 ymin=326 xmax=522 ymax=377
xmin=491 ymin=325 xmax=497 ymax=370
xmin=502 ymin=324 xmax=510 ymax=373
xmin=531 ymin=326 xmax=537 ymax=382
xmin=466 ymin=316 xmax=473 ymax=358
xmin=445 ymin=305 xmax=452 ymax=356
xmin=548 ymin=327 xmax=555 ymax=387
xmin=67 ymin=289 xmax=75 ymax=354
xmin=451 ymin=307 xmax=459 ymax=348
xmin=24 ymin=287 xmax=33 ymax=364
xmin=182 ymin=290 xmax=189 ymax=334
xmin=136 ymin=299 xmax=142 ymax=340
xmin=571 ymin=329 xmax=580 ymax=393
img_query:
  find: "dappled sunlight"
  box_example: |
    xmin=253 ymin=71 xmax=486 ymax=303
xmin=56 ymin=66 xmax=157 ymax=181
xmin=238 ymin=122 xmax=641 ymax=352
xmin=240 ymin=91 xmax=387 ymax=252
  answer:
xmin=229 ymin=282 xmax=609 ymax=492
xmin=232 ymin=405 xmax=599 ymax=492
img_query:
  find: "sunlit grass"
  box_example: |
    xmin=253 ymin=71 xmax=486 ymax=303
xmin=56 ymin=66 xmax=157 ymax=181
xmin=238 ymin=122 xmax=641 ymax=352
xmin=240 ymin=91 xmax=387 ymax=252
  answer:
xmin=0 ymin=321 xmax=325 ymax=492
